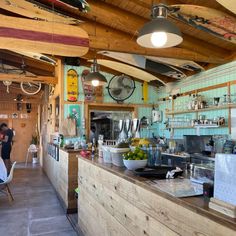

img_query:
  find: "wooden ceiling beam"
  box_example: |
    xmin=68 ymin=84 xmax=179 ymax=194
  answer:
xmin=0 ymin=59 xmax=52 ymax=76
xmin=0 ymin=50 xmax=54 ymax=74
xmin=0 ymin=73 xmax=57 ymax=84
xmin=88 ymin=0 xmax=230 ymax=59
xmin=79 ymin=21 xmax=226 ymax=63
xmin=87 ymin=34 xmax=226 ymax=64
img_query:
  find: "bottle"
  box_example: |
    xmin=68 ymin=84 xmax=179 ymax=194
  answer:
xmin=91 ymin=138 xmax=96 ymax=159
xmin=59 ymin=134 xmax=64 ymax=148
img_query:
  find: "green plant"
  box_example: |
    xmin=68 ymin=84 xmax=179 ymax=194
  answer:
xmin=31 ymin=134 xmax=39 ymax=145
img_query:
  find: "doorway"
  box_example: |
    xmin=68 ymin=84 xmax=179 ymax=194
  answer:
xmin=85 ymin=103 xmax=137 ymax=142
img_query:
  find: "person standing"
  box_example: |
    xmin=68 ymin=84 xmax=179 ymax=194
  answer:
xmin=0 ymin=123 xmax=13 ymax=174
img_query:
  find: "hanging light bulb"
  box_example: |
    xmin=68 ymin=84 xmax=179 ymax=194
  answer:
xmin=84 ymin=59 xmax=107 ymax=87
xmin=151 ymin=32 xmax=167 ymax=47
xmin=137 ymin=4 xmax=183 ymax=48
xmin=91 ymin=79 xmax=100 ymax=87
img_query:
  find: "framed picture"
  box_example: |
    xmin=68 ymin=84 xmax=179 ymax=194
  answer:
xmin=12 ymin=113 xmax=18 ymax=119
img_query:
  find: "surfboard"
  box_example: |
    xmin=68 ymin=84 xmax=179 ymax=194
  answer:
xmin=42 ymin=0 xmax=90 ymax=12
xmin=98 ymin=51 xmax=186 ymax=79
xmin=67 ymin=69 xmax=78 ymax=102
xmin=11 ymin=50 xmax=57 ymax=65
xmin=216 ymin=0 xmax=236 ymax=15
xmin=0 ymin=14 xmax=89 ymax=57
xmin=89 ymin=59 xmax=167 ymax=85
xmin=172 ymin=4 xmax=236 ymax=44
xmin=0 ymin=0 xmax=81 ymax=25
xmin=145 ymin=56 xmax=204 ymax=72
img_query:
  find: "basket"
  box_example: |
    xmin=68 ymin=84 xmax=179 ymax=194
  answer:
xmin=110 ymin=147 xmax=130 ymax=167
xmin=102 ymin=145 xmax=112 ymax=164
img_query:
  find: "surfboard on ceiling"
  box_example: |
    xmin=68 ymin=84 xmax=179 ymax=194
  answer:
xmin=89 ymin=59 xmax=167 ymax=85
xmin=0 ymin=0 xmax=82 ymax=25
xmin=145 ymin=56 xmax=204 ymax=72
xmin=0 ymin=64 xmax=35 ymax=76
xmin=0 ymin=14 xmax=89 ymax=57
xmin=171 ymin=4 xmax=236 ymax=44
xmin=11 ymin=50 xmax=57 ymax=65
xmin=41 ymin=0 xmax=90 ymax=12
xmin=216 ymin=0 xmax=236 ymax=15
xmin=98 ymin=51 xmax=186 ymax=79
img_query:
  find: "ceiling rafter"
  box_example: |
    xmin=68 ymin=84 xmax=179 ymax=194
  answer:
xmin=80 ymin=21 xmax=227 ymax=64
xmin=100 ymin=0 xmax=236 ymax=53
xmin=77 ymin=0 xmax=230 ymax=61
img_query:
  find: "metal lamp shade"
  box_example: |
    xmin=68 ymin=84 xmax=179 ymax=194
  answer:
xmin=137 ymin=18 xmax=183 ymax=48
xmin=84 ymin=71 xmax=107 ymax=86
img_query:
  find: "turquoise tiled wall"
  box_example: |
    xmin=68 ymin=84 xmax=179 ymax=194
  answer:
xmin=63 ymin=65 xmax=159 ymax=137
xmin=157 ymin=61 xmax=236 ymax=139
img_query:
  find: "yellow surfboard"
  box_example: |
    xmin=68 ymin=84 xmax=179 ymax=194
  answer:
xmin=67 ymin=69 xmax=78 ymax=102
xmin=142 ymin=81 xmax=148 ymax=103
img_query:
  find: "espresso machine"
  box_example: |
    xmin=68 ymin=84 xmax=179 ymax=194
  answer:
xmin=125 ymin=119 xmax=133 ymax=138
xmin=118 ymin=119 xmax=127 ymax=142
xmin=132 ymin=118 xmax=140 ymax=138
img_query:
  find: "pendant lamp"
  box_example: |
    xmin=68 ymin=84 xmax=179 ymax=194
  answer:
xmin=84 ymin=59 xmax=107 ymax=87
xmin=137 ymin=4 xmax=183 ymax=48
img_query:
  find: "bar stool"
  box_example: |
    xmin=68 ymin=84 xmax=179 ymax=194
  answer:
xmin=25 ymin=144 xmax=38 ymax=167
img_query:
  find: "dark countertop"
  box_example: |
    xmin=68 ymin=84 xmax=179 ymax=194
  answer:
xmin=60 ymin=147 xmax=82 ymax=153
xmin=78 ymin=155 xmax=236 ymax=231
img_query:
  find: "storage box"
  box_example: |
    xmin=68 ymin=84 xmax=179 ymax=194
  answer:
xmin=214 ymin=154 xmax=236 ymax=206
xmin=102 ymin=145 xmax=112 ymax=164
xmin=109 ymin=147 xmax=130 ymax=167
xmin=191 ymin=164 xmax=214 ymax=184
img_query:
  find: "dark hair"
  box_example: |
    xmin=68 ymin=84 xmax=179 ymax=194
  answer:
xmin=91 ymin=126 xmax=96 ymax=132
xmin=0 ymin=123 xmax=7 ymax=129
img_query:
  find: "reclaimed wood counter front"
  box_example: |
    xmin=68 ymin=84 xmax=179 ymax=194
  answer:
xmin=78 ymin=156 xmax=236 ymax=236
xmin=44 ymin=148 xmax=79 ymax=213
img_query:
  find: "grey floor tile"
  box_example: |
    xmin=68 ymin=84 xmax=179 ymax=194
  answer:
xmin=29 ymin=204 xmax=64 ymax=220
xmin=0 ymin=221 xmax=28 ymax=236
xmin=0 ymin=164 xmax=77 ymax=236
xmin=30 ymin=216 xmax=73 ymax=235
xmin=0 ymin=209 xmax=29 ymax=223
xmin=33 ymin=230 xmax=78 ymax=236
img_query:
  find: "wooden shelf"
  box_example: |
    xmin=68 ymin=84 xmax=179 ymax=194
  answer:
xmin=167 ymin=125 xmax=227 ymax=129
xmin=165 ymin=104 xmax=236 ymax=115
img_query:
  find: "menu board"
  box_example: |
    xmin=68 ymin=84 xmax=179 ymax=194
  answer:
xmin=146 ymin=178 xmax=203 ymax=198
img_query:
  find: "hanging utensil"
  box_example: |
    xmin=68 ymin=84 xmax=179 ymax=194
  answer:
xmin=3 ymin=80 xmax=12 ymax=93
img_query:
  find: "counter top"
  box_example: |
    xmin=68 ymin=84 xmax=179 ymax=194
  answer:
xmin=78 ymin=155 xmax=236 ymax=231
xmin=60 ymin=147 xmax=82 ymax=153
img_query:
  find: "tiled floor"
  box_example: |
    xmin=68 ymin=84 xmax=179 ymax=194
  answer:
xmin=0 ymin=163 xmax=78 ymax=236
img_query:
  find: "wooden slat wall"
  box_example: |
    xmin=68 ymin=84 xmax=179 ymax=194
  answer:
xmin=0 ymin=103 xmax=38 ymax=162
xmin=44 ymin=149 xmax=78 ymax=212
xmin=78 ymin=158 xmax=236 ymax=236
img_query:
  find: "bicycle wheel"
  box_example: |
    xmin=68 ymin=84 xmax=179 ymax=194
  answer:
xmin=20 ymin=82 xmax=42 ymax=95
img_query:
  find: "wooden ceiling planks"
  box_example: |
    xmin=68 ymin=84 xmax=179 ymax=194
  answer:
xmin=0 ymin=0 xmax=235 ymax=85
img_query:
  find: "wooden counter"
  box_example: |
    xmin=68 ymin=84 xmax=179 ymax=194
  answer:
xmin=78 ymin=156 xmax=236 ymax=236
xmin=44 ymin=148 xmax=79 ymax=213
